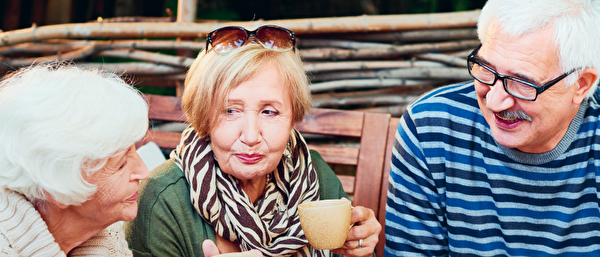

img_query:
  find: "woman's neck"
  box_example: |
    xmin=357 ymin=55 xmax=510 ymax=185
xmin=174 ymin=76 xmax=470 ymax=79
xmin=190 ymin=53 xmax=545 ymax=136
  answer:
xmin=239 ymin=175 xmax=268 ymax=203
xmin=34 ymin=201 xmax=106 ymax=254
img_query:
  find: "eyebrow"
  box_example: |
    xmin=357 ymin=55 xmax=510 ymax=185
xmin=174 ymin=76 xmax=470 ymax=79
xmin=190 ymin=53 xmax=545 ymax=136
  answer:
xmin=475 ymin=56 xmax=540 ymax=85
xmin=226 ymin=98 xmax=285 ymax=107
xmin=117 ymin=147 xmax=132 ymax=163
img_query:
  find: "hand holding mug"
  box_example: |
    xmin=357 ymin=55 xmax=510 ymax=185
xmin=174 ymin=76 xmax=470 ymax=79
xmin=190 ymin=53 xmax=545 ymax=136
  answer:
xmin=331 ymin=205 xmax=381 ymax=257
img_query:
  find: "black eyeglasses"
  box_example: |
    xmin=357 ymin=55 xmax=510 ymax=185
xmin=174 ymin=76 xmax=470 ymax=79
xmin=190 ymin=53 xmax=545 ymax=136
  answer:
xmin=205 ymin=25 xmax=296 ymax=54
xmin=467 ymin=44 xmax=579 ymax=101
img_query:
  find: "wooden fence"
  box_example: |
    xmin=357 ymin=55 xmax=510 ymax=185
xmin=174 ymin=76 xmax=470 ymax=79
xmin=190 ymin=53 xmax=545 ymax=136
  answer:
xmin=0 ymin=10 xmax=480 ymax=117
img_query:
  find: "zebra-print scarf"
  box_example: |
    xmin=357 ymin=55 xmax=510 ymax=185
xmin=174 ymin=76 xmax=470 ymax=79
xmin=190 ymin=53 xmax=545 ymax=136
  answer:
xmin=171 ymin=126 xmax=326 ymax=257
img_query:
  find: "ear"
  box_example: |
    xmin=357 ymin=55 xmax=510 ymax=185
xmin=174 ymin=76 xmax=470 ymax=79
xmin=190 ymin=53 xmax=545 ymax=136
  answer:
xmin=44 ymin=191 xmax=69 ymax=209
xmin=572 ymin=68 xmax=599 ymax=105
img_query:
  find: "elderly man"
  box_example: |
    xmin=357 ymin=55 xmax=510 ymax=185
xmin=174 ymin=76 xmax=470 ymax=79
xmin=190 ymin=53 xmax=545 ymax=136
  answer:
xmin=384 ymin=0 xmax=600 ymax=256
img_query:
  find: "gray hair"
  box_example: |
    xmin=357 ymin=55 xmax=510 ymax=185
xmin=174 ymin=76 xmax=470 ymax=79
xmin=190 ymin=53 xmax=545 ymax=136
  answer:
xmin=0 ymin=63 xmax=148 ymax=205
xmin=477 ymin=0 xmax=600 ymax=96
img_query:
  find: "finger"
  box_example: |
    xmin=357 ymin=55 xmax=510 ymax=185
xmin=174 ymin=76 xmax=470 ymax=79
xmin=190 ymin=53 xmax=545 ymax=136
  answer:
xmin=350 ymin=206 xmax=376 ymax=224
xmin=347 ymin=214 xmax=381 ymax=241
xmin=202 ymin=239 xmax=221 ymax=257
xmin=350 ymin=206 xmax=367 ymax=224
xmin=332 ymin=237 xmax=376 ymax=257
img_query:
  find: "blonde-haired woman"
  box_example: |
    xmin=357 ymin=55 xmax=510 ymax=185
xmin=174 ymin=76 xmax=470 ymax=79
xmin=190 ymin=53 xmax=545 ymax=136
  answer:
xmin=126 ymin=26 xmax=381 ymax=257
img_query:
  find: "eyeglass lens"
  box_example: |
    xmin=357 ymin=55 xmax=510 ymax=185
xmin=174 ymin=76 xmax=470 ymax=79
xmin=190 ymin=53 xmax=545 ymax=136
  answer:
xmin=255 ymin=27 xmax=294 ymax=51
xmin=209 ymin=26 xmax=294 ymax=54
xmin=468 ymin=60 xmax=538 ymax=100
xmin=210 ymin=28 xmax=248 ymax=54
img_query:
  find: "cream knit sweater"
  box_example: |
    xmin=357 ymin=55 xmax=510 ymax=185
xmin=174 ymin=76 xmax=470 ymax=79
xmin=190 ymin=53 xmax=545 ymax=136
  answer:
xmin=0 ymin=189 xmax=133 ymax=256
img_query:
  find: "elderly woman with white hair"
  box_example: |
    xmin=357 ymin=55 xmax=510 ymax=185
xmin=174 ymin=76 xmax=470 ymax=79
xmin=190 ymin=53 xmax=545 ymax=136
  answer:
xmin=0 ymin=64 xmax=150 ymax=256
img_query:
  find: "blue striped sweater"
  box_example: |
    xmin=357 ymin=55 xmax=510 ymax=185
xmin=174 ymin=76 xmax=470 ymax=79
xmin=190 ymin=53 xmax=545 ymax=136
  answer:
xmin=384 ymin=81 xmax=600 ymax=256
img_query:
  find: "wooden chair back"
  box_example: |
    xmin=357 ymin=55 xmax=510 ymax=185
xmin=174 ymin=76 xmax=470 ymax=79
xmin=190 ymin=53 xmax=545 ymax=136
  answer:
xmin=140 ymin=94 xmax=393 ymax=256
xmin=376 ymin=117 xmax=401 ymax=257
xmin=294 ymin=108 xmax=390 ymax=215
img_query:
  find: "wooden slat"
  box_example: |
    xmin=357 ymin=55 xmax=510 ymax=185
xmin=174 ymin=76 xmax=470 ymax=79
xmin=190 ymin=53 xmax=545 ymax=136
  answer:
xmin=376 ymin=117 xmax=400 ymax=257
xmin=295 ymin=108 xmax=364 ymax=137
xmin=307 ymin=144 xmax=359 ymax=166
xmin=352 ymin=112 xmax=391 ymax=216
xmin=143 ymin=130 xmax=181 ymax=149
xmin=146 ymin=94 xmax=186 ymax=122
xmin=0 ymin=10 xmax=481 ymax=47
xmin=337 ymin=175 xmax=355 ymax=194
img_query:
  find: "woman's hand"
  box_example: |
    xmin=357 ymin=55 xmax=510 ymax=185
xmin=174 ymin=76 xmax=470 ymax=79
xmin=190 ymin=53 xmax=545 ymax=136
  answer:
xmin=202 ymin=239 xmax=264 ymax=257
xmin=331 ymin=206 xmax=382 ymax=257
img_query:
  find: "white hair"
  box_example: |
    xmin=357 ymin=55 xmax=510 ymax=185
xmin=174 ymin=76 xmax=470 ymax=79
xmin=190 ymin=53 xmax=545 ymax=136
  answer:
xmin=477 ymin=0 xmax=600 ymax=96
xmin=0 ymin=63 xmax=148 ymax=205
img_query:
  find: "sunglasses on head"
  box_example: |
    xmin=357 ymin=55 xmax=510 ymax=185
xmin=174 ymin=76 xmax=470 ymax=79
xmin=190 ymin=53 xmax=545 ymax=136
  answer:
xmin=205 ymin=25 xmax=296 ymax=54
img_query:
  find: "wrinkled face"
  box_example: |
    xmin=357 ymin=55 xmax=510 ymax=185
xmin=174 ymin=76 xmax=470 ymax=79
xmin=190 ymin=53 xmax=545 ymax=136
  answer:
xmin=74 ymin=144 xmax=149 ymax=226
xmin=210 ymin=62 xmax=294 ymax=184
xmin=475 ymin=22 xmax=582 ymax=153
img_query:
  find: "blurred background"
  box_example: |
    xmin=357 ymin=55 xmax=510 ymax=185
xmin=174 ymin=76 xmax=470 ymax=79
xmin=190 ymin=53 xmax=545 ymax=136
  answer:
xmin=1 ymin=0 xmax=486 ymax=31
xmin=0 ymin=0 xmax=485 ymax=119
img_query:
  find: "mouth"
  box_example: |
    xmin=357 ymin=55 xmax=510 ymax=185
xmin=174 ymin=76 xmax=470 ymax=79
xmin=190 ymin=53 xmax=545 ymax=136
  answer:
xmin=236 ymin=153 xmax=263 ymax=164
xmin=495 ymin=112 xmax=520 ymax=123
xmin=492 ymin=110 xmax=532 ymax=128
xmin=126 ymin=192 xmax=139 ymax=201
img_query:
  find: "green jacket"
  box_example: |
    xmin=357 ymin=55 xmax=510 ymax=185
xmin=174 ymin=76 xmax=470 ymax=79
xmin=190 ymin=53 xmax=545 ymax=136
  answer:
xmin=125 ymin=150 xmax=347 ymax=257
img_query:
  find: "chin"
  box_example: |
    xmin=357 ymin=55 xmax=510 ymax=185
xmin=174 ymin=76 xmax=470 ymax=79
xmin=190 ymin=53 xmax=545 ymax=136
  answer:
xmin=118 ymin=205 xmax=139 ymax=222
xmin=491 ymin=129 xmax=524 ymax=149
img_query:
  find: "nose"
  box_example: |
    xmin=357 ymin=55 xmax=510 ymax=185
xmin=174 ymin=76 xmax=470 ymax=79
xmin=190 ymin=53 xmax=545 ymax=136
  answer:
xmin=240 ymin=114 xmax=262 ymax=146
xmin=131 ymin=151 xmax=150 ymax=181
xmin=485 ymin=79 xmax=515 ymax=112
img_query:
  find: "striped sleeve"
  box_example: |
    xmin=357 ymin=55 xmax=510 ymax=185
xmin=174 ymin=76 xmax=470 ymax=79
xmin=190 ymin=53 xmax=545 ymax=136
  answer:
xmin=384 ymin=108 xmax=449 ymax=257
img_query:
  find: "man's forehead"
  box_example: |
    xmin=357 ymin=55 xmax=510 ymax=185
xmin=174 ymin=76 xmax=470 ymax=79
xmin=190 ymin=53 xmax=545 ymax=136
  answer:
xmin=480 ymin=23 xmax=560 ymax=83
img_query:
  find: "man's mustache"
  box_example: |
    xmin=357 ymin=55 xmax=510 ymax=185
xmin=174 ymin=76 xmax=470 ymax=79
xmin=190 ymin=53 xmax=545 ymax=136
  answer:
xmin=498 ymin=110 xmax=532 ymax=122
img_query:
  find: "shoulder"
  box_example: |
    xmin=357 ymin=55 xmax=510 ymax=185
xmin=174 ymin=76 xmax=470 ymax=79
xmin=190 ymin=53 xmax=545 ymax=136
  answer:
xmin=310 ymin=150 xmax=334 ymax=183
xmin=125 ymin=159 xmax=213 ymax=256
xmin=131 ymin=159 xmax=193 ymax=225
xmin=411 ymin=80 xmax=476 ymax=104
xmin=407 ymin=81 xmax=478 ymax=115
xmin=137 ymin=159 xmax=190 ymax=207
xmin=0 ymin=189 xmax=64 ymax=256
xmin=309 ymin=150 xmax=347 ymax=199
xmin=70 ymin=223 xmax=132 ymax=257
xmin=586 ymin=90 xmax=600 ymax=115
xmin=401 ymin=81 xmax=486 ymax=133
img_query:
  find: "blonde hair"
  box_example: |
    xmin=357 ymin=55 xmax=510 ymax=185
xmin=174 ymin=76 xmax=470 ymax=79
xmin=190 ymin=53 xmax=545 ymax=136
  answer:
xmin=182 ymin=43 xmax=311 ymax=138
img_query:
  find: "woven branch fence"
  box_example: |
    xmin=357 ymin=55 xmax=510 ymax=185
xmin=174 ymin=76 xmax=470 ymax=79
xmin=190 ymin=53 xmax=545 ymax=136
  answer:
xmin=0 ymin=10 xmax=481 ymax=117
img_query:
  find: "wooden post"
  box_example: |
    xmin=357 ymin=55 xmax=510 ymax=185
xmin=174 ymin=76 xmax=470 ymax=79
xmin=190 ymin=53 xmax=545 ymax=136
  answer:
xmin=46 ymin=0 xmax=73 ymax=25
xmin=177 ymin=0 xmax=197 ymax=24
xmin=176 ymin=0 xmax=197 ymax=96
